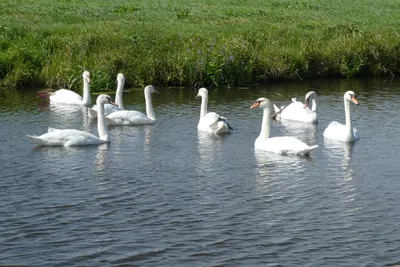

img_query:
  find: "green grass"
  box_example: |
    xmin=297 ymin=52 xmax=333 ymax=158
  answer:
xmin=1 ymin=0 xmax=400 ymax=90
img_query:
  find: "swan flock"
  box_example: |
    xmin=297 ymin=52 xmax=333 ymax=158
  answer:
xmin=30 ymin=71 xmax=360 ymax=156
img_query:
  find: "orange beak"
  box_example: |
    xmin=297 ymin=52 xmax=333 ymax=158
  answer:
xmin=250 ymin=102 xmax=260 ymax=109
xmin=108 ymin=99 xmax=117 ymax=106
xmin=351 ymin=96 xmax=359 ymax=105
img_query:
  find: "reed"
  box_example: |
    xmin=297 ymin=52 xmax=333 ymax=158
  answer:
xmin=1 ymin=0 xmax=399 ymax=90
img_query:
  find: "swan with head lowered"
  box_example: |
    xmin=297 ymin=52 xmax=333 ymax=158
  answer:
xmin=196 ymin=88 xmax=232 ymax=134
xmin=251 ymin=97 xmax=318 ymax=155
xmin=88 ymin=73 xmax=125 ymax=119
xmin=105 ymin=85 xmax=158 ymax=125
xmin=273 ymin=91 xmax=318 ymax=123
xmin=37 ymin=70 xmax=92 ymax=106
xmin=27 ymin=94 xmax=116 ymax=146
xmin=323 ymin=90 xmax=360 ymax=142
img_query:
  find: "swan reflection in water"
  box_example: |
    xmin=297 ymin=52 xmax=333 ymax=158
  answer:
xmin=323 ymin=139 xmax=358 ymax=208
xmin=196 ymin=131 xmax=227 ymax=176
xmin=48 ymin=102 xmax=91 ymax=131
xmin=253 ymin=150 xmax=310 ymax=192
xmin=142 ymin=125 xmax=154 ymax=163
xmin=143 ymin=124 xmax=153 ymax=146
xmin=323 ymin=139 xmax=355 ymax=181
xmin=108 ymin=124 xmax=142 ymax=145
xmin=95 ymin=143 xmax=110 ymax=174
xmin=107 ymin=124 xmax=154 ymax=165
xmin=275 ymin=119 xmax=317 ymax=148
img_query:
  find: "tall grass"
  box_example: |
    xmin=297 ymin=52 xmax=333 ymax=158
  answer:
xmin=0 ymin=0 xmax=400 ymax=90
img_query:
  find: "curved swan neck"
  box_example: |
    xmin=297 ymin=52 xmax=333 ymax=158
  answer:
xmin=115 ymin=80 xmax=125 ymax=109
xmin=82 ymin=79 xmax=91 ymax=106
xmin=145 ymin=89 xmax=156 ymax=120
xmin=259 ymin=106 xmax=271 ymax=140
xmin=344 ymin=98 xmax=353 ymax=135
xmin=311 ymin=97 xmax=317 ymax=113
xmin=199 ymin=94 xmax=208 ymax=120
xmin=97 ymin=102 xmax=110 ymax=141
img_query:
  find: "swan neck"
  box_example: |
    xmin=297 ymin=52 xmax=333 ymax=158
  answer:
xmin=259 ymin=107 xmax=271 ymax=140
xmin=115 ymin=80 xmax=125 ymax=109
xmin=97 ymin=103 xmax=110 ymax=141
xmin=200 ymin=94 xmax=208 ymax=120
xmin=344 ymin=98 xmax=353 ymax=135
xmin=311 ymin=97 xmax=317 ymax=112
xmin=145 ymin=89 xmax=156 ymax=120
xmin=82 ymin=80 xmax=91 ymax=106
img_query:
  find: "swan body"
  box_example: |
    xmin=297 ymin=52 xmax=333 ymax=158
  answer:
xmin=28 ymin=94 xmax=116 ymax=146
xmin=323 ymin=90 xmax=360 ymax=142
xmin=251 ymin=97 xmax=318 ymax=155
xmin=106 ymin=85 xmax=157 ymax=125
xmin=273 ymin=91 xmax=318 ymax=123
xmin=88 ymin=73 xmax=125 ymax=119
xmin=38 ymin=71 xmax=92 ymax=106
xmin=196 ymin=88 xmax=232 ymax=134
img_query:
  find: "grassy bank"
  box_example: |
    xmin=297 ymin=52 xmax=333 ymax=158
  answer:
xmin=1 ymin=0 xmax=400 ymax=90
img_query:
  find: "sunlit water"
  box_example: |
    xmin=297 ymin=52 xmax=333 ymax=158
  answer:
xmin=1 ymin=78 xmax=400 ymax=266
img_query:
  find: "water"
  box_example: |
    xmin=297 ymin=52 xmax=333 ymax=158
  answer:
xmin=1 ymin=78 xmax=400 ymax=266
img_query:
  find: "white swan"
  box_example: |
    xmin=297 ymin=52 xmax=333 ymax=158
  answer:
xmin=88 ymin=73 xmax=125 ymax=119
xmin=37 ymin=71 xmax=92 ymax=106
xmin=251 ymin=97 xmax=318 ymax=155
xmin=27 ymin=94 xmax=116 ymax=146
xmin=105 ymin=85 xmax=158 ymax=125
xmin=273 ymin=91 xmax=318 ymax=123
xmin=196 ymin=87 xmax=232 ymax=134
xmin=323 ymin=90 xmax=360 ymax=142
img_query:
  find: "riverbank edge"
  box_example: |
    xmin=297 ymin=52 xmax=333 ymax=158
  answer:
xmin=1 ymin=30 xmax=399 ymax=91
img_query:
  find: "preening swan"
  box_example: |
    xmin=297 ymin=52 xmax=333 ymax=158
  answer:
xmin=105 ymin=85 xmax=158 ymax=125
xmin=37 ymin=71 xmax=92 ymax=106
xmin=323 ymin=90 xmax=360 ymax=142
xmin=251 ymin=97 xmax=318 ymax=155
xmin=196 ymin=88 xmax=232 ymax=134
xmin=273 ymin=91 xmax=318 ymax=123
xmin=27 ymin=94 xmax=116 ymax=146
xmin=88 ymin=73 xmax=125 ymax=119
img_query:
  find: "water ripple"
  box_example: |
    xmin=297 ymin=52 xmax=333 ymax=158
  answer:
xmin=2 ymin=81 xmax=400 ymax=266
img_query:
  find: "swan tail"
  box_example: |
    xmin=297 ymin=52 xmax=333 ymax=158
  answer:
xmin=225 ymin=120 xmax=233 ymax=131
xmin=218 ymin=117 xmax=233 ymax=131
xmin=88 ymin=108 xmax=98 ymax=119
xmin=273 ymin=104 xmax=280 ymax=113
xmin=37 ymin=91 xmax=52 ymax=99
xmin=272 ymin=104 xmax=285 ymax=120
xmin=27 ymin=135 xmax=43 ymax=144
xmin=300 ymin=145 xmax=318 ymax=155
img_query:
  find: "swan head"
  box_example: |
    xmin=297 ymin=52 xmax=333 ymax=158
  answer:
xmin=196 ymin=88 xmax=208 ymax=98
xmin=304 ymin=91 xmax=316 ymax=106
xmin=96 ymin=94 xmax=117 ymax=106
xmin=250 ymin=98 xmax=274 ymax=113
xmin=144 ymin=85 xmax=158 ymax=94
xmin=117 ymin=73 xmax=125 ymax=83
xmin=344 ymin=91 xmax=359 ymax=105
xmin=83 ymin=71 xmax=91 ymax=84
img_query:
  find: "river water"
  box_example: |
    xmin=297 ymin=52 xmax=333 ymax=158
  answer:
xmin=1 ymin=78 xmax=399 ymax=266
